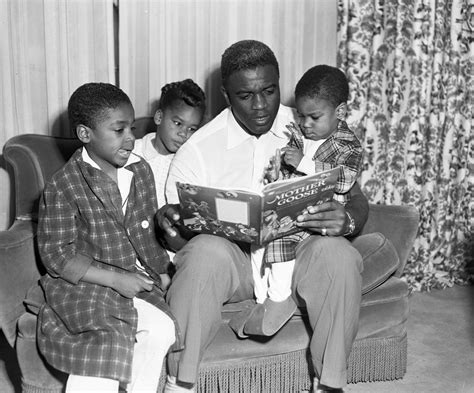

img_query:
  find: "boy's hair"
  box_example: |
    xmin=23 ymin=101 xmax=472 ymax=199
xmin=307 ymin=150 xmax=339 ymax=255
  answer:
xmin=158 ymin=79 xmax=206 ymax=113
xmin=295 ymin=65 xmax=349 ymax=108
xmin=221 ymin=40 xmax=279 ymax=87
xmin=68 ymin=82 xmax=132 ymax=132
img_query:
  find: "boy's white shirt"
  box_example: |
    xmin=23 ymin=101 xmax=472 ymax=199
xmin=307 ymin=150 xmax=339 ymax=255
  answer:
xmin=295 ymin=138 xmax=326 ymax=175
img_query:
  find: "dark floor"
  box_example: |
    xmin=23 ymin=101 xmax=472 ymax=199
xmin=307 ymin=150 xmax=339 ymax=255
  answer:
xmin=1 ymin=284 xmax=473 ymax=393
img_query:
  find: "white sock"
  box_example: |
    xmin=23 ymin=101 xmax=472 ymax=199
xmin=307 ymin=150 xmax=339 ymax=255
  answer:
xmin=268 ymin=259 xmax=295 ymax=302
xmin=163 ymin=375 xmax=195 ymax=393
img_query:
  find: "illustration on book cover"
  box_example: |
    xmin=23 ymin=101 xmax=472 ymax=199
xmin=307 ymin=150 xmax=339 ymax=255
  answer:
xmin=176 ymin=167 xmax=339 ymax=245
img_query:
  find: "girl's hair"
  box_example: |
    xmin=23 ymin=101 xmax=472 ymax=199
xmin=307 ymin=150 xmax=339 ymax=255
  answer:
xmin=158 ymin=79 xmax=206 ymax=113
xmin=295 ymin=65 xmax=349 ymax=108
xmin=68 ymin=83 xmax=132 ymax=132
xmin=221 ymin=40 xmax=279 ymax=87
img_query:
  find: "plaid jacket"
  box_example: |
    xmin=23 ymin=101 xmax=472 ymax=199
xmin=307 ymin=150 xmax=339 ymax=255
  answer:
xmin=312 ymin=120 xmax=363 ymax=203
xmin=264 ymin=121 xmax=363 ymax=264
xmin=37 ymin=148 xmax=180 ymax=383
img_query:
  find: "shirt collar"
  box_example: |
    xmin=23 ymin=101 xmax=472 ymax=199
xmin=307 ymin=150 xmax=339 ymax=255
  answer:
xmin=226 ymin=104 xmax=289 ymax=149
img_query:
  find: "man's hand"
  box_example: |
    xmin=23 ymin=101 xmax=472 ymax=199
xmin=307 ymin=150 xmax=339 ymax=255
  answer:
xmin=295 ymin=200 xmax=348 ymax=236
xmin=156 ymin=204 xmax=182 ymax=238
xmin=155 ymin=204 xmax=193 ymax=251
xmin=281 ymin=146 xmax=303 ymax=170
xmin=111 ymin=272 xmax=154 ymax=298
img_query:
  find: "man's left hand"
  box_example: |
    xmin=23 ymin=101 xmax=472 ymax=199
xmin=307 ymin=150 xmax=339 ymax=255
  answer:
xmin=295 ymin=200 xmax=347 ymax=236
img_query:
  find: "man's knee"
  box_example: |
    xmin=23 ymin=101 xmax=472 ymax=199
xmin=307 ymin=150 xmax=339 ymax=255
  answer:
xmin=296 ymin=236 xmax=363 ymax=276
xmin=174 ymin=235 xmax=236 ymax=272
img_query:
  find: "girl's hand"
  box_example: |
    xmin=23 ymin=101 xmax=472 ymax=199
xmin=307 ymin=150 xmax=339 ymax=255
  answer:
xmin=263 ymin=149 xmax=282 ymax=184
xmin=112 ymin=272 xmax=154 ymax=298
xmin=281 ymin=146 xmax=303 ymax=170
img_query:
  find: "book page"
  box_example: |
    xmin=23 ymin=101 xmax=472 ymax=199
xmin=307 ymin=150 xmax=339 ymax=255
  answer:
xmin=176 ymin=182 xmax=263 ymax=244
xmin=215 ymin=198 xmax=249 ymax=225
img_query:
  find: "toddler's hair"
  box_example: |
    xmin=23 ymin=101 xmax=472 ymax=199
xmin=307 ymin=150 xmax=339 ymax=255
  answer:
xmin=159 ymin=79 xmax=206 ymax=113
xmin=68 ymin=83 xmax=132 ymax=132
xmin=221 ymin=40 xmax=279 ymax=87
xmin=295 ymin=65 xmax=349 ymax=108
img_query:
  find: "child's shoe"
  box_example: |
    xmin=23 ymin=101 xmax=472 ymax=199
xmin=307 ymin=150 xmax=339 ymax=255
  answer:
xmin=243 ymin=297 xmax=297 ymax=336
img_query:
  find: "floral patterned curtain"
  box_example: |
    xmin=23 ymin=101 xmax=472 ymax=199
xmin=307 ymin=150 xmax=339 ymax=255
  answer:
xmin=337 ymin=0 xmax=473 ymax=291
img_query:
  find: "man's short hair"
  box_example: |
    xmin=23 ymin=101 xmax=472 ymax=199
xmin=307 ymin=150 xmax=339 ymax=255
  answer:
xmin=68 ymin=82 xmax=132 ymax=132
xmin=295 ymin=65 xmax=349 ymax=108
xmin=221 ymin=40 xmax=279 ymax=86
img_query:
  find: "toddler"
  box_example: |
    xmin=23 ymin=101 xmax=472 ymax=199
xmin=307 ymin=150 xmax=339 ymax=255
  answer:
xmin=37 ymin=83 xmax=179 ymax=392
xmin=245 ymin=65 xmax=363 ymax=336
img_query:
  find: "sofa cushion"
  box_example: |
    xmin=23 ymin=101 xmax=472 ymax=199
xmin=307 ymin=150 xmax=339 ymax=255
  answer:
xmin=0 ymin=221 xmax=40 ymax=347
xmin=352 ymin=232 xmax=400 ymax=295
xmin=203 ymin=276 xmax=408 ymax=364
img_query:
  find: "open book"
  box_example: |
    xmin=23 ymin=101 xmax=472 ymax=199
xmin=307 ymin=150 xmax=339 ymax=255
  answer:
xmin=176 ymin=167 xmax=340 ymax=246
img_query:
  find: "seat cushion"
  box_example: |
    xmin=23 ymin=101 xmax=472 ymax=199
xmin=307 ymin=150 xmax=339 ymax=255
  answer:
xmin=352 ymin=232 xmax=400 ymax=294
xmin=204 ymin=276 xmax=408 ymax=365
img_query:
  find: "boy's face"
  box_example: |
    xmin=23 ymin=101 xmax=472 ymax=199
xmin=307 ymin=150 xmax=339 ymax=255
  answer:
xmin=295 ymin=96 xmax=339 ymax=141
xmin=222 ymin=65 xmax=280 ymax=137
xmin=154 ymin=101 xmax=203 ymax=155
xmin=80 ymin=102 xmax=136 ymax=174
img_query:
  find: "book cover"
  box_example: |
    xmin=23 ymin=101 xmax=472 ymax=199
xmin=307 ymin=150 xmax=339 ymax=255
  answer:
xmin=176 ymin=167 xmax=340 ymax=246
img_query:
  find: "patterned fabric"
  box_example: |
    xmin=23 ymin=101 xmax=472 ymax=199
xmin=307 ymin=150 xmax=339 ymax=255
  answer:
xmin=37 ymin=148 xmax=180 ymax=383
xmin=312 ymin=120 xmax=363 ymax=203
xmin=264 ymin=231 xmax=311 ymax=265
xmin=337 ymin=0 xmax=473 ymax=291
xmin=265 ymin=120 xmax=363 ymax=264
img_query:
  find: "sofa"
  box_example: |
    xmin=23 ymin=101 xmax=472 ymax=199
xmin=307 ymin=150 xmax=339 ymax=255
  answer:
xmin=1 ymin=127 xmax=419 ymax=392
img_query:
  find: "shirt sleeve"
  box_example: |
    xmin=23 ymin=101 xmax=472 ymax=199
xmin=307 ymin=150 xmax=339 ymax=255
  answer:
xmin=38 ymin=181 xmax=92 ymax=284
xmin=313 ymin=139 xmax=363 ymax=194
xmin=296 ymin=153 xmax=316 ymax=175
xmin=165 ymin=142 xmax=205 ymax=204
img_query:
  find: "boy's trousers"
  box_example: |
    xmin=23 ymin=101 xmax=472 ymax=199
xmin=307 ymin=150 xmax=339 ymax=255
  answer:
xmin=166 ymin=233 xmax=363 ymax=389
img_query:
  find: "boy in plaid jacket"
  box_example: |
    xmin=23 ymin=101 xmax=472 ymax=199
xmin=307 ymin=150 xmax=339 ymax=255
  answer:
xmin=37 ymin=83 xmax=180 ymax=392
xmin=245 ymin=65 xmax=364 ymax=336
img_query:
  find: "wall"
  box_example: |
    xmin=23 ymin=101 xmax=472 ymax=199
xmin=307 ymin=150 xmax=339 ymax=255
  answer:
xmin=0 ymin=0 xmax=337 ymax=230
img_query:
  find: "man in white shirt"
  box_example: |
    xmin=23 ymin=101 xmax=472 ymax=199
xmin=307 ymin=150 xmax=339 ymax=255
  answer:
xmin=160 ymin=40 xmax=366 ymax=393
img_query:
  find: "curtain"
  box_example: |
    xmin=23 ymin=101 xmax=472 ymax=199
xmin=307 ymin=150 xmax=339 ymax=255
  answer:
xmin=0 ymin=0 xmax=115 ymax=230
xmin=118 ymin=0 xmax=338 ymax=120
xmin=337 ymin=0 xmax=473 ymax=291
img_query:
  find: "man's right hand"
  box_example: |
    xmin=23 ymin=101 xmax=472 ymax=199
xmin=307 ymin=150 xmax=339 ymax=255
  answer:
xmin=156 ymin=204 xmax=193 ymax=251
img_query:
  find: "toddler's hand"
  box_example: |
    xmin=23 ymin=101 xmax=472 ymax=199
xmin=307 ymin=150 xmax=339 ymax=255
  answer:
xmin=112 ymin=272 xmax=154 ymax=298
xmin=281 ymin=146 xmax=303 ymax=169
xmin=263 ymin=149 xmax=282 ymax=184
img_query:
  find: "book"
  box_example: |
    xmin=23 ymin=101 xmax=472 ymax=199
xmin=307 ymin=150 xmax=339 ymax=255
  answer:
xmin=176 ymin=167 xmax=340 ymax=246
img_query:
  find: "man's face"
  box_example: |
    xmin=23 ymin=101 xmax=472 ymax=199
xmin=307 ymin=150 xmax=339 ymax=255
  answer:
xmin=222 ymin=65 xmax=280 ymax=137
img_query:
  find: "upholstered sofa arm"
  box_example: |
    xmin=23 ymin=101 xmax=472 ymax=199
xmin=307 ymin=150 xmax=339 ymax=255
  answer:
xmin=0 ymin=219 xmax=41 ymax=347
xmin=361 ymin=204 xmax=419 ymax=277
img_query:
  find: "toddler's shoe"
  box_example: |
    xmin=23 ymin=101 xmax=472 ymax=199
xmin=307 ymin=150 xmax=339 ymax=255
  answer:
xmin=243 ymin=297 xmax=297 ymax=336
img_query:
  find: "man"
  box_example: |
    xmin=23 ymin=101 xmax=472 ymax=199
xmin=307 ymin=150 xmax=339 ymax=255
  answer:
xmin=159 ymin=40 xmax=366 ymax=393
